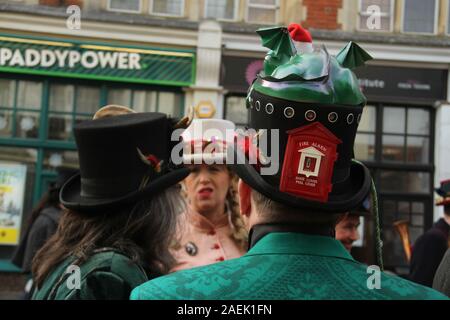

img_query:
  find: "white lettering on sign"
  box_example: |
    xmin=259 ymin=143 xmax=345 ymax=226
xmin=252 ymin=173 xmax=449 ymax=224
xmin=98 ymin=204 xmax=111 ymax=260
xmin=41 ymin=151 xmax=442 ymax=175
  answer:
xmin=0 ymin=48 xmax=142 ymax=70
xmin=398 ymin=82 xmax=431 ymax=91
xmin=358 ymin=78 xmax=385 ymax=89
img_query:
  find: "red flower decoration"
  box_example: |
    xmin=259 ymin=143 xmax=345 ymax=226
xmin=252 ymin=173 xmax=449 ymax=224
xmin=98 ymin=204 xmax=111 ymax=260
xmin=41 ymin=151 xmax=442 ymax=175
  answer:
xmin=146 ymin=154 xmax=159 ymax=167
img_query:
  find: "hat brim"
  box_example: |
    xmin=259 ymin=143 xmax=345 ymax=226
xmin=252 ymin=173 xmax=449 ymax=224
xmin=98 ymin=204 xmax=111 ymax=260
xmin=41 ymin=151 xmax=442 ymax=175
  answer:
xmin=348 ymin=210 xmax=371 ymax=217
xmin=231 ymin=147 xmax=371 ymax=213
xmin=60 ymin=167 xmax=190 ymax=212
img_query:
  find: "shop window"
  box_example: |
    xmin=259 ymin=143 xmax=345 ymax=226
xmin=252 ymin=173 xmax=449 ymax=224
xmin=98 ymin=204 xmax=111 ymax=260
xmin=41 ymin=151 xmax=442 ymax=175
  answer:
xmin=381 ymin=106 xmax=430 ymax=164
xmin=107 ymin=88 xmax=183 ymax=118
xmin=379 ymin=170 xmax=430 ymax=194
xmin=381 ymin=198 xmax=427 ymax=272
xmin=157 ymin=92 xmax=182 ymax=117
xmin=402 ymin=0 xmax=438 ymax=34
xmin=107 ymin=88 xmax=132 ymax=107
xmin=0 ymin=80 xmax=15 ymax=138
xmin=0 ymin=80 xmax=42 ymax=139
xmin=246 ymin=0 xmax=279 ymax=24
xmin=133 ymin=91 xmax=158 ymax=112
xmin=358 ymin=0 xmax=394 ymax=32
xmin=43 ymin=149 xmax=79 ymax=171
xmin=48 ymin=84 xmax=101 ymax=141
xmin=205 ymin=0 xmax=238 ymax=21
xmin=151 ymin=0 xmax=184 ymax=17
xmin=107 ymin=0 xmax=142 ymax=13
xmin=224 ymin=96 xmax=248 ymax=128
xmin=355 ymin=105 xmax=376 ymax=161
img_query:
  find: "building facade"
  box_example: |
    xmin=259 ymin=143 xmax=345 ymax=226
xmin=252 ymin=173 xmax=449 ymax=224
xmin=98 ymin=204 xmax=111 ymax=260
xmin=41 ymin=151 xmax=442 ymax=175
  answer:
xmin=0 ymin=0 xmax=450 ymax=284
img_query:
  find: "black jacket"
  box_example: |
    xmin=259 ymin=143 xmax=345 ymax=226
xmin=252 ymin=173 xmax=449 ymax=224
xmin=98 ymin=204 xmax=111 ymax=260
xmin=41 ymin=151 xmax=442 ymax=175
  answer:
xmin=433 ymin=248 xmax=450 ymax=297
xmin=12 ymin=206 xmax=62 ymax=273
xmin=409 ymin=218 xmax=450 ymax=287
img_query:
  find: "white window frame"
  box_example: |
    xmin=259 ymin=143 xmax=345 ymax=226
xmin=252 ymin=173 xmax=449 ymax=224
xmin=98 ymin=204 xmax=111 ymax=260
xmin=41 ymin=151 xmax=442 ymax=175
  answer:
xmin=107 ymin=0 xmax=142 ymax=14
xmin=150 ymin=0 xmax=185 ymax=17
xmin=401 ymin=0 xmax=439 ymax=35
xmin=357 ymin=0 xmax=394 ymax=32
xmin=245 ymin=0 xmax=280 ymax=25
xmin=204 ymin=0 xmax=239 ymax=22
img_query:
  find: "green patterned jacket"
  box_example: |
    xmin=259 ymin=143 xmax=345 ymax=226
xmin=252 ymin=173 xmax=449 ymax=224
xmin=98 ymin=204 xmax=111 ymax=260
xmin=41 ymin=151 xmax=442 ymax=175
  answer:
xmin=131 ymin=232 xmax=447 ymax=300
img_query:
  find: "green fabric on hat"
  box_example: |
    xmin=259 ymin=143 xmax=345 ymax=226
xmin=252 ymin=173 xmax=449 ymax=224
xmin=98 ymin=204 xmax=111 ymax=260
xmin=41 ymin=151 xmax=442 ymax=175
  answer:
xmin=253 ymin=26 xmax=368 ymax=106
xmin=251 ymin=52 xmax=366 ymax=106
xmin=336 ymin=41 xmax=373 ymax=69
xmin=256 ymin=26 xmax=297 ymax=76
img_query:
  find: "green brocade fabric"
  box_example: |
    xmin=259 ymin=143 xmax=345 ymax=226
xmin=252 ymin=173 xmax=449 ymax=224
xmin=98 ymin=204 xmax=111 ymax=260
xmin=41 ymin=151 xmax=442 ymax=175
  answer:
xmin=131 ymin=233 xmax=448 ymax=300
xmin=32 ymin=250 xmax=148 ymax=300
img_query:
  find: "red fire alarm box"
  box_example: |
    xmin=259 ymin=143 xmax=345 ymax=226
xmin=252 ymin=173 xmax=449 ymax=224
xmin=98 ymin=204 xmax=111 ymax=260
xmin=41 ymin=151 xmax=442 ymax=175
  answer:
xmin=279 ymin=122 xmax=342 ymax=202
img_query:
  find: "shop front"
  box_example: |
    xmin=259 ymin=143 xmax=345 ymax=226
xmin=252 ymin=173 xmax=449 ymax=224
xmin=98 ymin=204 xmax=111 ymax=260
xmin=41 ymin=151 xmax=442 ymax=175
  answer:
xmin=221 ymin=54 xmax=263 ymax=127
xmin=354 ymin=65 xmax=447 ymax=274
xmin=0 ymin=33 xmax=196 ymax=270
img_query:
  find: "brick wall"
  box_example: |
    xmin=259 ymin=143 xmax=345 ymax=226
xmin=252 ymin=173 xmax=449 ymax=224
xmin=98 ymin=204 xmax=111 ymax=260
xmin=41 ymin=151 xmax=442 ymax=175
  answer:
xmin=303 ymin=0 xmax=342 ymax=30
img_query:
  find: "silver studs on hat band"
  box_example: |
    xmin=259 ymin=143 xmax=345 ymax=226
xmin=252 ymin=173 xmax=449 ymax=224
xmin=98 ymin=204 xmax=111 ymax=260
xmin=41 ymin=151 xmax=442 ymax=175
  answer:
xmin=305 ymin=110 xmax=316 ymax=122
xmin=328 ymin=112 xmax=338 ymax=123
xmin=265 ymin=103 xmax=274 ymax=114
xmin=347 ymin=113 xmax=354 ymax=124
xmin=250 ymin=98 xmax=359 ymax=127
xmin=284 ymin=107 xmax=295 ymax=118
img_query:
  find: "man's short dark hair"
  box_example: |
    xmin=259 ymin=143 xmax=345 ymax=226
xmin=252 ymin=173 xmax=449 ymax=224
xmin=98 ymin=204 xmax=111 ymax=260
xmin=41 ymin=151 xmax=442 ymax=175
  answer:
xmin=250 ymin=189 xmax=342 ymax=227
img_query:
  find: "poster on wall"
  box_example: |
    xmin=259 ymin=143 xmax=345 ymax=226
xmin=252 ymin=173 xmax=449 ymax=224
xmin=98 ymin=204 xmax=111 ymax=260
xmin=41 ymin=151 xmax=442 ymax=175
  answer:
xmin=0 ymin=162 xmax=27 ymax=245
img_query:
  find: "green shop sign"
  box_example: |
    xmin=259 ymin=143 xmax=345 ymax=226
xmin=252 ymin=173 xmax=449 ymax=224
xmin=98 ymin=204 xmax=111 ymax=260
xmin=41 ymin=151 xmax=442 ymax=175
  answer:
xmin=0 ymin=34 xmax=196 ymax=86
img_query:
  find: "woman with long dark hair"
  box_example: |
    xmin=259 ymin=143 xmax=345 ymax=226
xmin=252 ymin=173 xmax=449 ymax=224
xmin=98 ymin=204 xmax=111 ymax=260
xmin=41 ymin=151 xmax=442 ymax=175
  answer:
xmin=31 ymin=112 xmax=190 ymax=299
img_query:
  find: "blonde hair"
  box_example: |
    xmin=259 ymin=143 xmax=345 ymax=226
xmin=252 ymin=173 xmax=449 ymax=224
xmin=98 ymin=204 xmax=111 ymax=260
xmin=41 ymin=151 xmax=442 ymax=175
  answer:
xmin=226 ymin=172 xmax=248 ymax=250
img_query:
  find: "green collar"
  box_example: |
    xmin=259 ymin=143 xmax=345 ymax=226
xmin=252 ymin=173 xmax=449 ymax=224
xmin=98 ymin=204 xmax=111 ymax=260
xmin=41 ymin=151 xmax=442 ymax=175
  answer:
xmin=246 ymin=232 xmax=355 ymax=263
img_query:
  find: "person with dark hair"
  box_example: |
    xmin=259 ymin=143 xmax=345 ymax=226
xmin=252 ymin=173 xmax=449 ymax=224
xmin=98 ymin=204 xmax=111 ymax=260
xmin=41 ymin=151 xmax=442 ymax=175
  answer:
xmin=12 ymin=167 xmax=77 ymax=298
xmin=335 ymin=196 xmax=370 ymax=253
xmin=31 ymin=112 xmax=190 ymax=300
xmin=131 ymin=24 xmax=446 ymax=300
xmin=410 ymin=180 xmax=450 ymax=287
xmin=171 ymin=119 xmax=247 ymax=272
xmin=13 ymin=168 xmax=77 ymax=274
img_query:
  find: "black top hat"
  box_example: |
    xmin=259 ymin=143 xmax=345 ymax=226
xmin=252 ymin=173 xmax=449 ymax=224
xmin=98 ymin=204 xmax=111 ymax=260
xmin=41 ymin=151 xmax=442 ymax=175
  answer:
xmin=232 ymin=25 xmax=372 ymax=213
xmin=60 ymin=113 xmax=190 ymax=212
xmin=51 ymin=167 xmax=79 ymax=191
xmin=349 ymin=196 xmax=371 ymax=216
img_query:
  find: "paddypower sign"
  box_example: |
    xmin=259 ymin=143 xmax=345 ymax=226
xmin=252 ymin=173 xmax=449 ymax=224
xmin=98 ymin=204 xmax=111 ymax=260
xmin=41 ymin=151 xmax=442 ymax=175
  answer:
xmin=0 ymin=48 xmax=142 ymax=69
xmin=0 ymin=34 xmax=195 ymax=86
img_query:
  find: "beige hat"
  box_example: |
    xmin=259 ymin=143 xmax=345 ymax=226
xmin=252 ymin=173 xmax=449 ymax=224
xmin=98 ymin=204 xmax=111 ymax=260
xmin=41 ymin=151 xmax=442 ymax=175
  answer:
xmin=93 ymin=105 xmax=136 ymax=120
